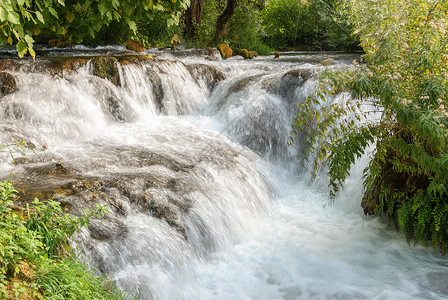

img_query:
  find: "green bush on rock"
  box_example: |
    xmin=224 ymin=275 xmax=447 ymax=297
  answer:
xmin=0 ymin=180 xmax=129 ymax=299
xmin=292 ymin=0 xmax=448 ymax=254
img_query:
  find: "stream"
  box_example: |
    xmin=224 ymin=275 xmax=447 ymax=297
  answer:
xmin=0 ymin=48 xmax=447 ymax=299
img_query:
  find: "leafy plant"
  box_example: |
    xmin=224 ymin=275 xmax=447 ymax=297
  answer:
xmin=26 ymin=198 xmax=108 ymax=259
xmin=292 ymin=0 xmax=448 ymax=253
xmin=0 ymin=180 xmax=123 ymax=298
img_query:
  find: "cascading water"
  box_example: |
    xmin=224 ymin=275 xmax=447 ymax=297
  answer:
xmin=0 ymin=49 xmax=447 ymax=299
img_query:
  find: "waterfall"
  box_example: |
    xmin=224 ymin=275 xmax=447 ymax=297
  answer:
xmin=0 ymin=50 xmax=446 ymax=299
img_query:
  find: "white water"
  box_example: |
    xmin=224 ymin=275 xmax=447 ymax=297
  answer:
xmin=0 ymin=51 xmax=447 ymax=299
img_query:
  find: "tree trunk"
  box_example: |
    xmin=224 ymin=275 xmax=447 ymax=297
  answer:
xmin=213 ymin=0 xmax=238 ymax=43
xmin=184 ymin=0 xmax=204 ymax=37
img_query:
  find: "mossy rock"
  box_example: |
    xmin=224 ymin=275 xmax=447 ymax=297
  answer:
xmin=48 ymin=39 xmax=67 ymax=48
xmin=217 ymin=43 xmax=233 ymax=59
xmin=240 ymin=49 xmax=254 ymax=59
xmin=0 ymin=72 xmax=18 ymax=96
xmin=126 ymin=41 xmax=145 ymax=52
xmin=250 ymin=51 xmax=258 ymax=58
xmin=92 ymin=57 xmax=120 ymax=86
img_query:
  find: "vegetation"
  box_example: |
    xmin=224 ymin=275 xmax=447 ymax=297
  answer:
xmin=292 ymin=0 xmax=448 ymax=254
xmin=0 ymin=0 xmax=357 ymax=56
xmin=0 ymin=0 xmax=189 ymax=57
xmin=0 ymin=180 xmax=130 ymax=299
xmin=260 ymin=0 xmax=358 ymax=50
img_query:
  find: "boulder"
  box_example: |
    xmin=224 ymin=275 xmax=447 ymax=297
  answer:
xmin=126 ymin=41 xmax=145 ymax=53
xmin=240 ymin=49 xmax=254 ymax=59
xmin=92 ymin=57 xmax=120 ymax=86
xmin=0 ymin=72 xmax=18 ymax=96
xmin=217 ymin=43 xmax=232 ymax=59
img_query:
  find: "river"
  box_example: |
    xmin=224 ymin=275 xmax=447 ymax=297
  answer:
xmin=0 ymin=48 xmax=446 ymax=299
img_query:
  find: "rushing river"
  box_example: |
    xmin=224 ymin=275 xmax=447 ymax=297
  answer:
xmin=0 ymin=48 xmax=447 ymax=299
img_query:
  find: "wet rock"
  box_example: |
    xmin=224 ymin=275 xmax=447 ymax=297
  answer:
xmin=217 ymin=43 xmax=232 ymax=59
xmin=187 ymin=64 xmax=226 ymax=91
xmin=240 ymin=49 xmax=253 ymax=59
xmin=146 ymin=67 xmax=164 ymax=111
xmin=0 ymin=72 xmax=18 ymax=96
xmin=320 ymin=58 xmax=335 ymax=66
xmin=92 ymin=57 xmax=120 ymax=86
xmin=126 ymin=41 xmax=145 ymax=53
xmin=169 ymin=48 xmax=221 ymax=60
xmin=48 ymin=39 xmax=67 ymax=48
xmin=0 ymin=59 xmax=20 ymax=71
xmin=88 ymin=218 xmax=123 ymax=240
xmin=274 ymin=51 xmax=280 ymax=58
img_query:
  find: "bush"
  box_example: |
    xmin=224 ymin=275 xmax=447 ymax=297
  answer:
xmin=0 ymin=180 xmax=128 ymax=298
xmin=292 ymin=0 xmax=448 ymax=254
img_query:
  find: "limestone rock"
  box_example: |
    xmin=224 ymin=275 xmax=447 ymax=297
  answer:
xmin=217 ymin=43 xmax=232 ymax=59
xmin=0 ymin=72 xmax=18 ymax=96
xmin=92 ymin=57 xmax=120 ymax=86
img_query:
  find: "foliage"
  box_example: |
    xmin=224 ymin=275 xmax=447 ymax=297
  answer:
xmin=0 ymin=140 xmax=41 ymax=164
xmin=0 ymin=0 xmax=190 ymax=57
xmin=292 ymin=0 xmax=448 ymax=253
xmin=37 ymin=258 xmax=134 ymax=300
xmin=227 ymin=0 xmax=271 ymax=55
xmin=260 ymin=0 xmax=357 ymax=50
xmin=0 ymin=180 xmax=124 ymax=298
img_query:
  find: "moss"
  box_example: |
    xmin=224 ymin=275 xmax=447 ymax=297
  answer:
xmin=126 ymin=41 xmax=145 ymax=52
xmin=92 ymin=57 xmax=120 ymax=86
xmin=217 ymin=43 xmax=233 ymax=59
xmin=240 ymin=49 xmax=254 ymax=59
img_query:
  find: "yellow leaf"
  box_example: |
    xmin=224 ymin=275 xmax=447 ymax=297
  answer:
xmin=7 ymin=35 xmax=12 ymax=45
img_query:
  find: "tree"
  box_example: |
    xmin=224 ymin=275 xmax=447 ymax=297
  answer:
xmin=292 ymin=0 xmax=448 ymax=253
xmin=0 ymin=0 xmax=190 ymax=58
xmin=213 ymin=0 xmax=238 ymax=43
xmin=184 ymin=0 xmax=204 ymax=37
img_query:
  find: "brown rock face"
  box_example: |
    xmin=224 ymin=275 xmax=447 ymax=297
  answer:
xmin=0 ymin=72 xmax=18 ymax=96
xmin=126 ymin=41 xmax=145 ymax=53
xmin=92 ymin=57 xmax=120 ymax=86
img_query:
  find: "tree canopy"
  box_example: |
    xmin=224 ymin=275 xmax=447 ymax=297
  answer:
xmin=0 ymin=0 xmax=190 ymax=58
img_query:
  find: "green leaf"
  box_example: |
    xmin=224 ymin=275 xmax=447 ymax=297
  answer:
xmin=48 ymin=7 xmax=58 ymax=18
xmin=28 ymin=48 xmax=35 ymax=59
xmin=24 ymin=34 xmax=34 ymax=47
xmin=98 ymin=1 xmax=108 ymax=15
xmin=16 ymin=41 xmax=27 ymax=58
xmin=35 ymin=11 xmax=44 ymax=23
xmin=7 ymin=11 xmax=21 ymax=24
xmin=65 ymin=12 xmax=74 ymax=23
xmin=0 ymin=8 xmax=7 ymax=22
xmin=127 ymin=20 xmax=137 ymax=32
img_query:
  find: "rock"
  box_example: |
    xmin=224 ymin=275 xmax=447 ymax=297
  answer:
xmin=187 ymin=64 xmax=226 ymax=91
xmin=217 ymin=43 xmax=232 ymax=59
xmin=274 ymin=51 xmax=280 ymax=58
xmin=48 ymin=39 xmax=67 ymax=48
xmin=0 ymin=72 xmax=17 ymax=96
xmin=0 ymin=59 xmax=20 ymax=71
xmin=240 ymin=49 xmax=254 ymax=59
xmin=320 ymin=58 xmax=335 ymax=66
xmin=92 ymin=57 xmax=120 ymax=86
xmin=126 ymin=41 xmax=145 ymax=52
xmin=146 ymin=67 xmax=164 ymax=111
xmin=250 ymin=51 xmax=258 ymax=58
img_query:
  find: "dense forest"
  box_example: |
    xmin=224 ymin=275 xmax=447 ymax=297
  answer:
xmin=0 ymin=0 xmax=358 ymax=58
xmin=1 ymin=0 xmax=448 ymax=298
